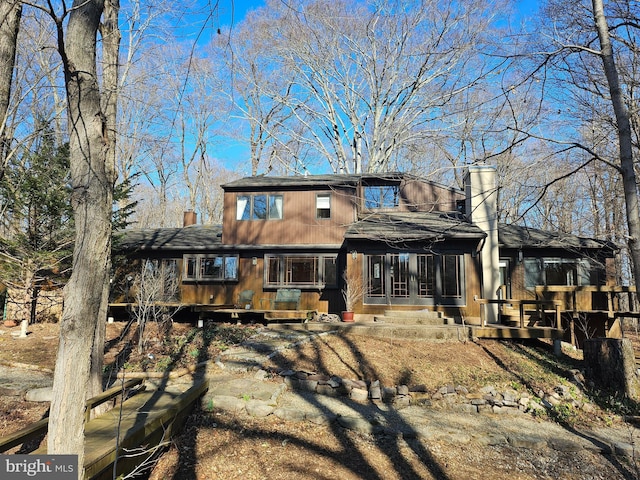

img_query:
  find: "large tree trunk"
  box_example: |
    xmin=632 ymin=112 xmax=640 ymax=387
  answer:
xmin=88 ymin=0 xmax=121 ymax=409
xmin=48 ymin=0 xmax=112 ymax=474
xmin=0 ymin=0 xmax=21 ymax=180
xmin=592 ymin=0 xmax=640 ymax=286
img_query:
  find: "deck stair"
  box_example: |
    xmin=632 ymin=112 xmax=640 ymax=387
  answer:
xmin=373 ymin=310 xmax=455 ymax=326
xmin=268 ymin=309 xmax=472 ymax=341
xmin=267 ymin=307 xmax=563 ymax=342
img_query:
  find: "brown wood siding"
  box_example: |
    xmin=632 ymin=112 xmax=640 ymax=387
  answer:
xmin=399 ymin=179 xmax=463 ymax=212
xmin=223 ymin=188 xmax=355 ymax=245
xmin=179 ymin=257 xmax=336 ymax=312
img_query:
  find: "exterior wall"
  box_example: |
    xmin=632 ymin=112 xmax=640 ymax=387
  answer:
xmin=353 ymin=251 xmax=483 ymax=321
xmin=178 ymin=255 xmax=340 ymax=313
xmin=502 ymin=249 xmax=618 ymax=312
xmin=394 ymin=178 xmax=462 ymax=212
xmin=223 ymin=186 xmax=355 ymax=246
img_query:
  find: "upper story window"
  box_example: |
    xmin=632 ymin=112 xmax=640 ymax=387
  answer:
xmin=316 ymin=193 xmax=331 ymax=219
xmin=363 ymin=185 xmax=399 ymax=210
xmin=184 ymin=254 xmax=238 ymax=282
xmin=237 ymin=194 xmax=283 ymax=220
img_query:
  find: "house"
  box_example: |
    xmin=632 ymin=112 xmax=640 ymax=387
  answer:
xmin=113 ymin=165 xmax=619 ymax=328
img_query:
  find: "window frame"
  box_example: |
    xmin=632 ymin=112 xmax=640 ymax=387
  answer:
xmin=364 ymin=252 xmax=465 ymax=306
xmin=264 ymin=254 xmax=338 ymax=288
xmin=524 ymin=256 xmax=602 ymax=289
xmin=363 ymin=184 xmax=400 ymax=210
xmin=183 ymin=254 xmax=239 ymax=282
xmin=316 ymin=193 xmax=331 ymax=219
xmin=236 ymin=194 xmax=284 ymax=221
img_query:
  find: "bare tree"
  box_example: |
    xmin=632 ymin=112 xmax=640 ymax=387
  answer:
xmin=225 ymin=0 xmax=509 ymax=174
xmin=47 ymin=1 xmax=115 ymax=472
xmin=516 ymin=1 xmax=640 ymax=284
xmin=0 ymin=0 xmax=21 ymax=180
xmin=131 ymin=259 xmax=179 ymax=354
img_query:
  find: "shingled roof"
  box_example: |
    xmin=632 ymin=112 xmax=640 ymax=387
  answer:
xmin=498 ymin=223 xmax=616 ymax=251
xmin=115 ymin=224 xmax=223 ymax=251
xmin=344 ymin=212 xmax=485 ymax=242
xmin=221 ymin=172 xmax=463 ymax=194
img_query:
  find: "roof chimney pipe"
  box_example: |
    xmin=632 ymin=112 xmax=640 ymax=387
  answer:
xmin=183 ymin=210 xmax=197 ymax=227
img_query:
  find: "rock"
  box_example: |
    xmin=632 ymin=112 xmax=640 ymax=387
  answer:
xmin=205 ymin=395 xmax=246 ymax=414
xmin=382 ymin=386 xmax=397 ymax=402
xmin=307 ymin=412 xmax=338 ymax=425
xmin=477 ymin=434 xmax=508 ymax=446
xmin=246 ymin=400 xmax=275 ymax=417
xmin=508 ymin=435 xmax=547 ymax=450
xmin=502 ymin=390 xmax=518 ymax=403
xmin=614 ymin=442 xmax=639 ymax=458
xmin=350 ymin=387 xmax=369 ymax=403
xmin=393 ymin=395 xmax=411 ymax=408
xmin=327 ymin=376 xmax=342 ymax=388
xmin=25 ymin=387 xmax=52 ymax=402
xmin=254 ymin=369 xmax=268 ymax=380
xmin=337 ymin=415 xmax=375 ymax=434
xmin=452 ymin=403 xmax=477 ymax=414
xmin=273 ymin=407 xmax=306 ymax=422
xmin=316 ymin=383 xmax=340 ymax=397
xmin=409 ymin=384 xmax=428 ymax=392
xmin=526 ymin=400 xmax=546 ymax=413
xmin=369 ymin=384 xmax=382 ymax=400
xmin=480 ymin=385 xmax=497 ymax=396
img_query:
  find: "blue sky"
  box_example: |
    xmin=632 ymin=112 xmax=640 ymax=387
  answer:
xmin=216 ymin=0 xmax=541 ymax=24
xmin=206 ymin=0 xmax=543 ymax=171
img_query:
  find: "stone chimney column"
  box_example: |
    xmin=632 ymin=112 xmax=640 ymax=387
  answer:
xmin=465 ymin=163 xmax=499 ymax=324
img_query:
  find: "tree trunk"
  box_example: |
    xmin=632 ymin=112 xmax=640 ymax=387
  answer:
xmin=87 ymin=0 xmax=120 ymax=412
xmin=591 ymin=0 xmax=640 ymax=286
xmin=48 ymin=0 xmax=112 ymax=474
xmin=0 ymin=0 xmax=21 ymax=180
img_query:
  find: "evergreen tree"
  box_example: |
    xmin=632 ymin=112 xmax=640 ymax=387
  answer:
xmin=0 ymin=122 xmax=73 ymax=323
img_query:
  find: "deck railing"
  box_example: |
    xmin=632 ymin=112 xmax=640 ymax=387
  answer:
xmin=534 ymin=285 xmax=638 ymax=319
xmin=474 ymin=297 xmax=563 ymax=328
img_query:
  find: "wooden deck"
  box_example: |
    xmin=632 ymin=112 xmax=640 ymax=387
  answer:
xmin=2 ymin=379 xmax=208 ymax=480
xmin=109 ymin=302 xmax=315 ymax=322
xmin=201 ymin=307 xmax=316 ymax=322
xmin=471 ymin=324 xmax=564 ymax=340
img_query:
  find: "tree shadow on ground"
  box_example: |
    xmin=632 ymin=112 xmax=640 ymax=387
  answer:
xmin=177 ymin=327 xmax=452 ymax=480
xmin=479 ymin=339 xmax=638 ymax=480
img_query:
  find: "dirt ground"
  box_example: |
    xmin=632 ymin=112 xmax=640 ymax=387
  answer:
xmin=0 ymin=320 xmax=639 ymax=479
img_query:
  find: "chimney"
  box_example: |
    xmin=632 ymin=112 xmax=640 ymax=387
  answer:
xmin=183 ymin=210 xmax=197 ymax=227
xmin=464 ymin=163 xmax=499 ymax=323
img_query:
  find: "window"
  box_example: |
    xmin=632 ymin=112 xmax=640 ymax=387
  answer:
xmin=364 ymin=185 xmax=399 ymax=210
xmin=364 ymin=252 xmax=464 ymax=305
xmin=442 ymin=255 xmax=463 ymax=298
xmin=236 ymin=194 xmax=283 ymax=220
xmin=265 ymin=254 xmax=338 ymax=287
xmin=417 ymin=254 xmax=435 ymax=298
xmin=524 ymin=257 xmax=602 ymax=288
xmin=183 ymin=254 xmax=239 ymax=281
xmin=316 ymin=194 xmax=331 ymax=219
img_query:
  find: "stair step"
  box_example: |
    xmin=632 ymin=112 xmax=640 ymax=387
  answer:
xmin=382 ymin=310 xmax=442 ymax=320
xmin=374 ymin=315 xmax=453 ymax=326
